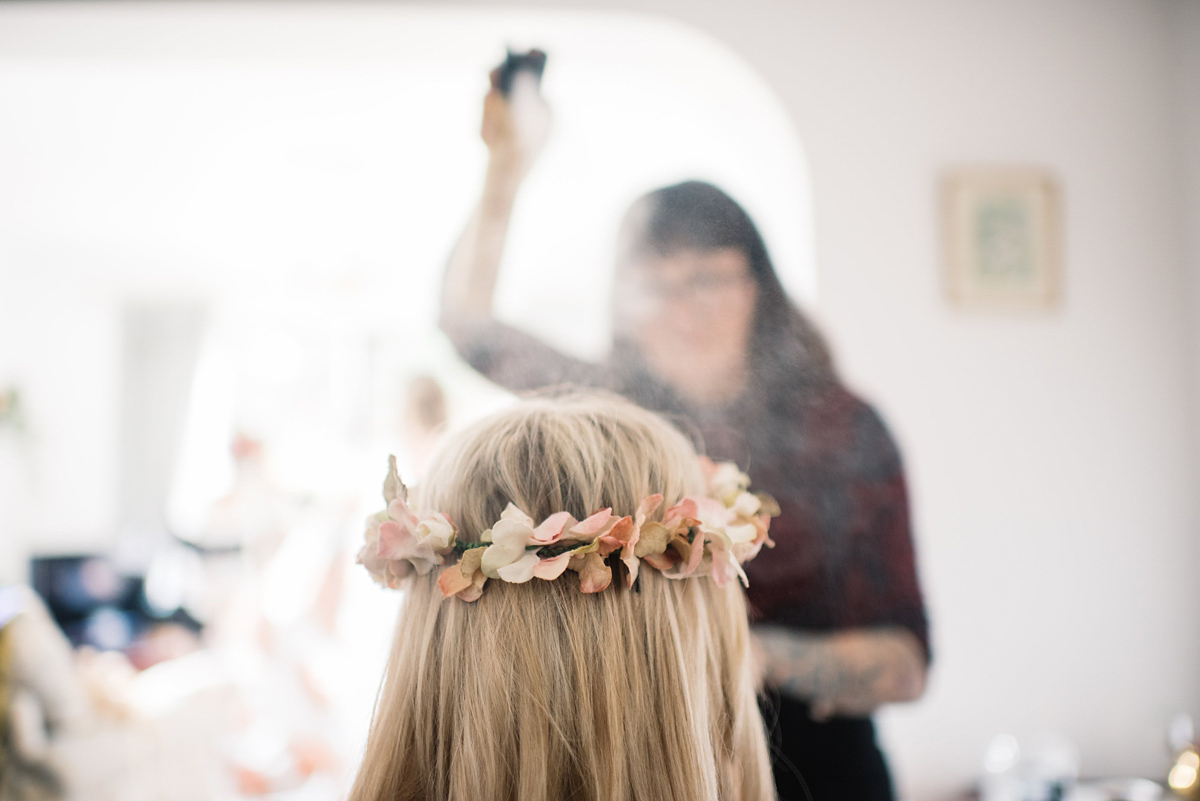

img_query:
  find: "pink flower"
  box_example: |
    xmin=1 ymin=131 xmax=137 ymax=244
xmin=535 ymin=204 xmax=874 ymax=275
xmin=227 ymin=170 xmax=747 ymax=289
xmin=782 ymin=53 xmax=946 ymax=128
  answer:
xmin=358 ymin=456 xmax=458 ymax=587
xmin=704 ymin=529 xmax=748 ymax=588
xmin=377 ymin=511 xmax=455 ymax=576
xmin=657 ymin=494 xmax=740 ymax=583
xmin=659 ymin=497 xmax=709 ymax=578
xmin=612 ymin=494 xmax=663 ymax=588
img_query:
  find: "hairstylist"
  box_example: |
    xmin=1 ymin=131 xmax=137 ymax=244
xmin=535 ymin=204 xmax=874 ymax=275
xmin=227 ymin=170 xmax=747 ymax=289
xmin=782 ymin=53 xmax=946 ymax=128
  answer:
xmin=439 ymin=59 xmax=929 ymax=801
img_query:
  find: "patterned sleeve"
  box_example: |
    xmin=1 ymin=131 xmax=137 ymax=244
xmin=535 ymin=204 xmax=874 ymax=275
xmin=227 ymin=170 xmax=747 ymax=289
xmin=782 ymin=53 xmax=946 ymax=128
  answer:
xmin=456 ymin=319 xmax=620 ymax=394
xmin=838 ymin=403 xmax=931 ymax=662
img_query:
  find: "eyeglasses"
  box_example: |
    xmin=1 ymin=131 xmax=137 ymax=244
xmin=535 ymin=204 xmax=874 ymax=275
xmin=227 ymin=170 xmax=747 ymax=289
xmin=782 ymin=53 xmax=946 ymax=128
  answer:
xmin=627 ymin=272 xmax=754 ymax=311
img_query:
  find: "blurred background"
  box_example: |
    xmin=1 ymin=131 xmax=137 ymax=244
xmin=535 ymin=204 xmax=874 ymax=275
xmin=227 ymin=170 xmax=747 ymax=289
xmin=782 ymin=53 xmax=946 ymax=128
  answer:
xmin=1 ymin=1 xmax=1198 ymax=799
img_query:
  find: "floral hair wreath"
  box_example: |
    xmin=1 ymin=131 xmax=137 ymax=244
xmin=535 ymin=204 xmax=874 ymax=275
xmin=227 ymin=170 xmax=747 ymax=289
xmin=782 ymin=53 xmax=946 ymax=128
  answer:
xmin=357 ymin=456 xmax=779 ymax=602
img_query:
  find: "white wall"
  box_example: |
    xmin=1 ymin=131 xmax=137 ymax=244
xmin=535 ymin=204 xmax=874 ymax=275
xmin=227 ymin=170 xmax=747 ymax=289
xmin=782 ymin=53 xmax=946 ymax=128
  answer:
xmin=2 ymin=1 xmax=1198 ymax=798
xmin=1176 ymin=2 xmax=1200 ymax=451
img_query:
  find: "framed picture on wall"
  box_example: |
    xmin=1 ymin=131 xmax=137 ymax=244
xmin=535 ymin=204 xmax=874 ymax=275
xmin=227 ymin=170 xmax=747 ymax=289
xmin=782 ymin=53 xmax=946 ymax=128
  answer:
xmin=942 ymin=167 xmax=1061 ymax=308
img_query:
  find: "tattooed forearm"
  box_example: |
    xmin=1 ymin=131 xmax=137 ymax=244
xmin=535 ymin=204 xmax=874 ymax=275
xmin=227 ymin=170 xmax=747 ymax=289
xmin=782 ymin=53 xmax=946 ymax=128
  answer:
xmin=752 ymin=626 xmax=927 ymax=719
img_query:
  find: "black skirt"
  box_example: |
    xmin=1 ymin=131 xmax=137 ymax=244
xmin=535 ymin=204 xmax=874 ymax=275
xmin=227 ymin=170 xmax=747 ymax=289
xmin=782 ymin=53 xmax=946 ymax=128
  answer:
xmin=759 ymin=688 xmax=895 ymax=801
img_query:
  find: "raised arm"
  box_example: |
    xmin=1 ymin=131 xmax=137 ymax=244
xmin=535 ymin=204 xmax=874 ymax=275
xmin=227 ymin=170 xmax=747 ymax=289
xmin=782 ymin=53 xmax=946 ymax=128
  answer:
xmin=753 ymin=625 xmax=927 ymax=721
xmin=440 ymin=74 xmax=550 ymax=347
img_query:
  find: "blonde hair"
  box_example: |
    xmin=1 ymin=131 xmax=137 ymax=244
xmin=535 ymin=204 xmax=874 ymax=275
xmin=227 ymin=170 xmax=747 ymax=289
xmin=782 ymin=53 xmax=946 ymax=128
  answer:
xmin=349 ymin=393 xmax=773 ymax=801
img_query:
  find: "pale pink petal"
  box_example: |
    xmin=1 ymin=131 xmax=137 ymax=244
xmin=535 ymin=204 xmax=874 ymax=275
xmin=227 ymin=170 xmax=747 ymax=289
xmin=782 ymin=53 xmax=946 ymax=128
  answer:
xmin=621 ymin=549 xmax=640 ymax=589
xmin=531 ymin=511 xmax=574 ymax=544
xmin=388 ymin=498 xmax=415 ymax=523
xmin=438 ymin=564 xmax=473 ymax=598
xmin=598 ymin=516 xmax=633 ymax=557
xmin=680 ymin=528 xmax=707 ymax=576
xmin=377 ymin=519 xmax=413 ymax=560
xmin=663 ymin=498 xmax=699 ymax=529
xmin=532 ymin=552 xmax=572 ymax=580
xmin=693 ymin=497 xmax=731 ymax=527
xmin=706 ymin=533 xmax=744 ymax=588
xmin=635 ymin=494 xmax=664 ymax=524
xmin=569 ymin=508 xmax=614 ymax=539
xmin=643 ymin=552 xmax=676 ymax=571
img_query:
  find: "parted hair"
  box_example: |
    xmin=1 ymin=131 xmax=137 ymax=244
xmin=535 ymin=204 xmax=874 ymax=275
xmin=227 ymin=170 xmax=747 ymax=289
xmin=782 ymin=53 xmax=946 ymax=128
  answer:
xmin=348 ymin=393 xmax=773 ymax=801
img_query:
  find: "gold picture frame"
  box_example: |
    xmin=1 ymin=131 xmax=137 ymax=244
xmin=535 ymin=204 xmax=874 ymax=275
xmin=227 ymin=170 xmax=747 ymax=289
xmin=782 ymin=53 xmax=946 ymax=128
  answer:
xmin=942 ymin=167 xmax=1062 ymax=308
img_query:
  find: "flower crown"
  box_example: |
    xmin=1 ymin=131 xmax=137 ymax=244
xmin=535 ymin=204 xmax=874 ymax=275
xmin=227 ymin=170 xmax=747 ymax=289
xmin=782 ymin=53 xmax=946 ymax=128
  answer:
xmin=357 ymin=456 xmax=778 ymax=602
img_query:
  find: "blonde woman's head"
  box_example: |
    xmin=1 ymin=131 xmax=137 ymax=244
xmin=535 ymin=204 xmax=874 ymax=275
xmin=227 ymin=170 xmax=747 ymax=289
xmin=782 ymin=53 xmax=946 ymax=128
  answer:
xmin=350 ymin=393 xmax=772 ymax=801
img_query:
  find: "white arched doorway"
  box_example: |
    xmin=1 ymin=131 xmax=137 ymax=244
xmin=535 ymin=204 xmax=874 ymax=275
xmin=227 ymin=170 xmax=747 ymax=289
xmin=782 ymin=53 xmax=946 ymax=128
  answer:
xmin=0 ymin=1 xmax=816 ymax=530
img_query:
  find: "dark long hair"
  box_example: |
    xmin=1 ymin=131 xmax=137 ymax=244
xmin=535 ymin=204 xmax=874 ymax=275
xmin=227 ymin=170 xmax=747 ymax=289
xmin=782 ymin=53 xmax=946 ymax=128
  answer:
xmin=612 ymin=181 xmax=836 ymax=413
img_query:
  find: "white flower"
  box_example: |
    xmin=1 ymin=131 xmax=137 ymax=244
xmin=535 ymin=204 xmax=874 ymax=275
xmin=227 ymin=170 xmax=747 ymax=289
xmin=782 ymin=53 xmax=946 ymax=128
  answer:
xmin=481 ymin=505 xmax=573 ymax=579
xmin=413 ymin=514 xmax=456 ymax=553
xmin=725 ymin=521 xmax=760 ymax=545
xmin=481 ymin=505 xmax=538 ymax=579
xmin=730 ymin=491 xmax=762 ymax=518
xmin=709 ymin=462 xmax=751 ymax=506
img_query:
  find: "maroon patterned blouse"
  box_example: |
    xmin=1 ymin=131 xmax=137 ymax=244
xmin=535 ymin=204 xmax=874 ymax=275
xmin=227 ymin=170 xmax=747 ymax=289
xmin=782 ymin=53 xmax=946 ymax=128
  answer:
xmin=460 ymin=321 xmax=930 ymax=659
